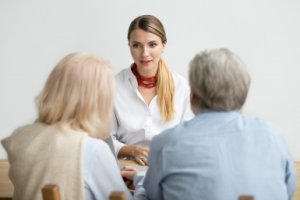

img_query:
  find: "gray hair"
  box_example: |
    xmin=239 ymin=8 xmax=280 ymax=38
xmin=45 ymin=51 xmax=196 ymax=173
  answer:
xmin=189 ymin=48 xmax=251 ymax=111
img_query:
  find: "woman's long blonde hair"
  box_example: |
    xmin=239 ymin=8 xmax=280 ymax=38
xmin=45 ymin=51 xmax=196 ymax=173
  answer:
xmin=36 ymin=52 xmax=114 ymax=139
xmin=128 ymin=15 xmax=175 ymax=122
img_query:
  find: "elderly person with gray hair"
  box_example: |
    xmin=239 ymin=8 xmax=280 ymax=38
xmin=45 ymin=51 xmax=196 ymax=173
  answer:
xmin=134 ymin=48 xmax=297 ymax=200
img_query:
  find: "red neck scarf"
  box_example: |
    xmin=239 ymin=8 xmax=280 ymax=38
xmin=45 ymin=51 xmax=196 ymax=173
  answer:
xmin=131 ymin=63 xmax=158 ymax=88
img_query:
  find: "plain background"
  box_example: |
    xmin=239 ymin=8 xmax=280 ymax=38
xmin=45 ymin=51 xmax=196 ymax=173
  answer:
xmin=1 ymin=0 xmax=300 ymax=160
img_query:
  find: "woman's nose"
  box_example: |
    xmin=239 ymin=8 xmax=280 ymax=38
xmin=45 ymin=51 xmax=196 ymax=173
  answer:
xmin=142 ymin=47 xmax=149 ymax=56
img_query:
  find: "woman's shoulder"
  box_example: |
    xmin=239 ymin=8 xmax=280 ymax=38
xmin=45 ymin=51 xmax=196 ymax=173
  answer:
xmin=1 ymin=124 xmax=29 ymax=148
xmin=171 ymin=71 xmax=188 ymax=84
xmin=114 ymin=67 xmax=137 ymax=91
xmin=115 ymin=67 xmax=132 ymax=80
xmin=3 ymin=122 xmax=43 ymax=142
xmin=84 ymin=137 xmax=109 ymax=152
xmin=171 ymin=71 xmax=189 ymax=93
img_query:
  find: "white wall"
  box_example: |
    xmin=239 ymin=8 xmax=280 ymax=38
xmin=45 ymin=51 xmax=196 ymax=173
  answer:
xmin=1 ymin=0 xmax=300 ymax=160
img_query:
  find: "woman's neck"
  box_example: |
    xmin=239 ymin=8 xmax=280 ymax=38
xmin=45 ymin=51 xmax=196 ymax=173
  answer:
xmin=131 ymin=63 xmax=158 ymax=88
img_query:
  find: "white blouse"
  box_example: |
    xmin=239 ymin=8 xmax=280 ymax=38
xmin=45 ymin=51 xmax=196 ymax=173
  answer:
xmin=112 ymin=67 xmax=194 ymax=155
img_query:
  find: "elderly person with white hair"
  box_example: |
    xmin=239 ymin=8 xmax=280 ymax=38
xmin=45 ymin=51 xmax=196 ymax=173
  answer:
xmin=2 ymin=52 xmax=134 ymax=200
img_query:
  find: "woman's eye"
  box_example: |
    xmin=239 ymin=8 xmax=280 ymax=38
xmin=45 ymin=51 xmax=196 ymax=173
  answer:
xmin=132 ymin=44 xmax=139 ymax=48
xmin=149 ymin=43 xmax=157 ymax=48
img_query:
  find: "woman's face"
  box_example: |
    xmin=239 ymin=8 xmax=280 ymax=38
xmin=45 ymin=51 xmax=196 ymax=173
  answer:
xmin=129 ymin=29 xmax=165 ymax=77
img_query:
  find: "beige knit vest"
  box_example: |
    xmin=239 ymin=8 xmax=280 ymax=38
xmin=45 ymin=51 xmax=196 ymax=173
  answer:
xmin=2 ymin=122 xmax=86 ymax=200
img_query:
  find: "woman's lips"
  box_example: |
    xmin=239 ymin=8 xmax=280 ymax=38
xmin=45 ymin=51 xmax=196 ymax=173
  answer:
xmin=140 ymin=60 xmax=151 ymax=65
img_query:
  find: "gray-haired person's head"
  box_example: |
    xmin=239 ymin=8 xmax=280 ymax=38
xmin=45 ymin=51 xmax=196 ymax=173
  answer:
xmin=189 ymin=48 xmax=251 ymax=113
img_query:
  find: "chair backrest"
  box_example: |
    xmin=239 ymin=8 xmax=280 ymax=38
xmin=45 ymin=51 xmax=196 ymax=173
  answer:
xmin=41 ymin=184 xmax=61 ymax=200
xmin=41 ymin=184 xmax=126 ymax=200
xmin=238 ymin=195 xmax=254 ymax=200
xmin=109 ymin=191 xmax=127 ymax=200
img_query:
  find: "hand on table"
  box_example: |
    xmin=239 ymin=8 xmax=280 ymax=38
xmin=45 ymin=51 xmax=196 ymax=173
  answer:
xmin=119 ymin=145 xmax=149 ymax=166
xmin=132 ymin=145 xmax=149 ymax=166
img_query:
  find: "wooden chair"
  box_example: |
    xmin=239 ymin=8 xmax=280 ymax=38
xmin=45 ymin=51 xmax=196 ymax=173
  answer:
xmin=41 ymin=184 xmax=127 ymax=200
xmin=238 ymin=195 xmax=254 ymax=200
xmin=109 ymin=191 xmax=127 ymax=200
xmin=41 ymin=184 xmax=61 ymax=200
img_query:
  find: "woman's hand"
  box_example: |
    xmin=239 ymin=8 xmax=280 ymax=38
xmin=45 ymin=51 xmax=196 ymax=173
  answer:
xmin=118 ymin=145 xmax=149 ymax=166
xmin=121 ymin=166 xmax=137 ymax=190
xmin=132 ymin=145 xmax=149 ymax=166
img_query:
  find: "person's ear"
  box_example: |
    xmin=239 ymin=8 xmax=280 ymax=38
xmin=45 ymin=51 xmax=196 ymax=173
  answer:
xmin=190 ymin=89 xmax=196 ymax=105
xmin=190 ymin=88 xmax=200 ymax=115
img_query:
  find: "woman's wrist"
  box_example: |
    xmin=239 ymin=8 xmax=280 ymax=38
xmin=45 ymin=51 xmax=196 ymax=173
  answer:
xmin=118 ymin=145 xmax=133 ymax=158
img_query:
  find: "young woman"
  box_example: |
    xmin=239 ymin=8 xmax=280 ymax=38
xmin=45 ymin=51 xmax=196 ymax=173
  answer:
xmin=113 ymin=15 xmax=194 ymax=165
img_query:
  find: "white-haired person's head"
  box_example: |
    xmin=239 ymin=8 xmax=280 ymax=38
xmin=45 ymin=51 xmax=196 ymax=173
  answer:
xmin=189 ymin=48 xmax=251 ymax=114
xmin=36 ymin=52 xmax=114 ymax=139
